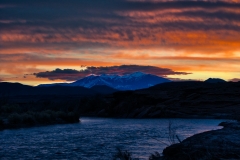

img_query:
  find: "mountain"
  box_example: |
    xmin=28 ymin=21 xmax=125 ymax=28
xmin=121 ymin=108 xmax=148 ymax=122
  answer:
xmin=0 ymin=82 xmax=32 ymax=93
xmin=79 ymin=81 xmax=240 ymax=119
xmin=90 ymin=85 xmax=118 ymax=94
xmin=0 ymin=82 xmax=117 ymax=96
xmin=204 ymin=78 xmax=226 ymax=83
xmin=39 ymin=72 xmax=171 ymax=90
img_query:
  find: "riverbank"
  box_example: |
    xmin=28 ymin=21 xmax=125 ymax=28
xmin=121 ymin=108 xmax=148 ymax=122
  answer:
xmin=1 ymin=82 xmax=240 ymax=121
xmin=158 ymin=121 xmax=240 ymax=160
xmin=0 ymin=109 xmax=80 ymax=130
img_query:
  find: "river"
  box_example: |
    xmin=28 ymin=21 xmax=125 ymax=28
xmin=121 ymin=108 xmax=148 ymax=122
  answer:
xmin=0 ymin=118 xmax=224 ymax=160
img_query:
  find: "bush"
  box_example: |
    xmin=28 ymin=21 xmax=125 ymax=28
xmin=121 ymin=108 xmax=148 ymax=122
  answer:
xmin=22 ymin=113 xmax=36 ymax=125
xmin=56 ymin=111 xmax=65 ymax=119
xmin=63 ymin=112 xmax=79 ymax=123
xmin=0 ymin=117 xmax=4 ymax=126
xmin=0 ymin=104 xmax=21 ymax=114
xmin=36 ymin=112 xmax=52 ymax=124
xmin=8 ymin=113 xmax=22 ymax=124
xmin=113 ymin=148 xmax=133 ymax=160
xmin=3 ymin=108 xmax=80 ymax=128
xmin=149 ymin=152 xmax=161 ymax=160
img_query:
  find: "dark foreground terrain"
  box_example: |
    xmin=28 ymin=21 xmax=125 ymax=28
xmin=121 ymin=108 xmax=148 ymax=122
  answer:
xmin=0 ymin=106 xmax=80 ymax=130
xmin=1 ymin=81 xmax=240 ymax=129
xmin=0 ymin=82 xmax=116 ymax=129
xmin=1 ymin=81 xmax=240 ymax=159
xmin=85 ymin=81 xmax=240 ymax=120
xmin=157 ymin=121 xmax=240 ymax=160
xmin=113 ymin=121 xmax=240 ymax=160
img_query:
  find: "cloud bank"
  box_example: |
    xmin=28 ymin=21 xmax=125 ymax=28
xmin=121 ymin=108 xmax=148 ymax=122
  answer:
xmin=34 ymin=65 xmax=190 ymax=81
xmin=1 ymin=0 xmax=240 ymax=53
xmin=1 ymin=0 xmax=240 ymax=84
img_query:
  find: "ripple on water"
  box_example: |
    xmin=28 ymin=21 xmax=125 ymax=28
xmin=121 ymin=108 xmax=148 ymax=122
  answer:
xmin=0 ymin=118 xmax=224 ymax=160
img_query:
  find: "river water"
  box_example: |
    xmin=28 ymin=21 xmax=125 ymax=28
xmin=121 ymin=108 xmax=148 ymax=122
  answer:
xmin=0 ymin=118 xmax=224 ymax=160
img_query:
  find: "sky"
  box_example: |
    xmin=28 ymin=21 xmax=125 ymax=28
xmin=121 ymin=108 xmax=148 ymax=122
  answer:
xmin=1 ymin=0 xmax=240 ymax=85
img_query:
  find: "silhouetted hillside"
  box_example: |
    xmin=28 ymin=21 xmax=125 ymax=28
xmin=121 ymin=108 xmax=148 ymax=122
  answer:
xmin=0 ymin=82 xmax=115 ymax=96
xmin=79 ymin=81 xmax=240 ymax=119
xmin=204 ymin=78 xmax=226 ymax=83
xmin=90 ymin=85 xmax=118 ymax=94
xmin=0 ymin=82 xmax=33 ymax=93
xmin=1 ymin=81 xmax=240 ymax=128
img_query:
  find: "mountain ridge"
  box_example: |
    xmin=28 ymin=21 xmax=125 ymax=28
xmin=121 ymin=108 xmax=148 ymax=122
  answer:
xmin=39 ymin=72 xmax=171 ymax=90
xmin=0 ymin=82 xmax=116 ymax=96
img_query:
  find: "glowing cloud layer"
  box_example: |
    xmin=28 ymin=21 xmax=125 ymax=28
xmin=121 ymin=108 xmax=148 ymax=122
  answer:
xmin=34 ymin=65 xmax=190 ymax=81
xmin=0 ymin=0 xmax=240 ymax=84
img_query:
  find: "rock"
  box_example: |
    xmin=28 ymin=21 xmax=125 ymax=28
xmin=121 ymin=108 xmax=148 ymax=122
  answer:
xmin=148 ymin=110 xmax=162 ymax=118
xmin=136 ymin=107 xmax=151 ymax=118
xmin=160 ymin=122 xmax=240 ymax=160
xmin=97 ymin=109 xmax=106 ymax=116
xmin=155 ymin=104 xmax=167 ymax=109
xmin=162 ymin=143 xmax=183 ymax=156
xmin=219 ymin=121 xmax=240 ymax=129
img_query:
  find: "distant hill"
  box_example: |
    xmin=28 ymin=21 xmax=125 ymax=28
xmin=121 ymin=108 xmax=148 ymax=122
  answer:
xmin=39 ymin=72 xmax=171 ymax=90
xmin=0 ymin=82 xmax=32 ymax=93
xmin=90 ymin=85 xmax=118 ymax=94
xmin=2 ymin=81 xmax=240 ymax=120
xmin=0 ymin=82 xmax=113 ymax=96
xmin=204 ymin=78 xmax=226 ymax=83
xmin=80 ymin=81 xmax=240 ymax=119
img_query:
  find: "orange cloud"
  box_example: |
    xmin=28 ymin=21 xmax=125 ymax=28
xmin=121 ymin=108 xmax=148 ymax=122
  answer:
xmin=1 ymin=0 xmax=240 ymax=84
xmin=33 ymin=65 xmax=190 ymax=81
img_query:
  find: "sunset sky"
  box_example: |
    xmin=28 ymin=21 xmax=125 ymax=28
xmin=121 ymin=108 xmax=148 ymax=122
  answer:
xmin=1 ymin=0 xmax=240 ymax=85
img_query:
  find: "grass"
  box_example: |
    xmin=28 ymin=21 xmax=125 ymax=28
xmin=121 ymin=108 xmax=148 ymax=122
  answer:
xmin=112 ymin=121 xmax=182 ymax=160
xmin=112 ymin=148 xmax=134 ymax=160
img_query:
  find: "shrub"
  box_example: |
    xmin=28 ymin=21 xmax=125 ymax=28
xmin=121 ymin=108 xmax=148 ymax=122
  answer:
xmin=0 ymin=117 xmax=3 ymax=126
xmin=0 ymin=104 xmax=21 ymax=114
xmin=56 ymin=111 xmax=65 ymax=119
xmin=112 ymin=148 xmax=134 ymax=160
xmin=22 ymin=113 xmax=36 ymax=125
xmin=64 ymin=112 xmax=79 ymax=123
xmin=36 ymin=112 xmax=52 ymax=124
xmin=8 ymin=113 xmax=22 ymax=124
xmin=149 ymin=152 xmax=161 ymax=160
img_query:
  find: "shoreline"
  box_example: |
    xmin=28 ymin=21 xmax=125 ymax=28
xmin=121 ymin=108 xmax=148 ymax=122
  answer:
xmin=1 ymin=116 xmax=230 ymax=131
xmin=157 ymin=121 xmax=240 ymax=160
xmin=0 ymin=120 xmax=80 ymax=131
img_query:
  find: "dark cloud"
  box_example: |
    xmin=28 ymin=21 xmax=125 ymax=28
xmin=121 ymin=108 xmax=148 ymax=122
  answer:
xmin=167 ymin=78 xmax=200 ymax=82
xmin=2 ymin=1 xmax=240 ymax=30
xmin=1 ymin=0 xmax=240 ymax=11
xmin=1 ymin=0 xmax=240 ymax=52
xmin=0 ymin=53 xmax=49 ymax=62
xmin=1 ymin=1 xmax=239 ymax=23
xmin=34 ymin=65 xmax=190 ymax=81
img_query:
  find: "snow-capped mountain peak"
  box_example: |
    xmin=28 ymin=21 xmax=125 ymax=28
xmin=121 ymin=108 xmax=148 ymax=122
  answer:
xmin=39 ymin=72 xmax=171 ymax=90
xmin=122 ymin=72 xmax=146 ymax=78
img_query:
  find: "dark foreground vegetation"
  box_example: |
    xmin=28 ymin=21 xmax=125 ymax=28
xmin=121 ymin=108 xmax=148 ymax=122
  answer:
xmin=1 ymin=81 xmax=240 ymax=129
xmin=0 ymin=103 xmax=80 ymax=130
xmin=1 ymin=81 xmax=240 ymax=159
